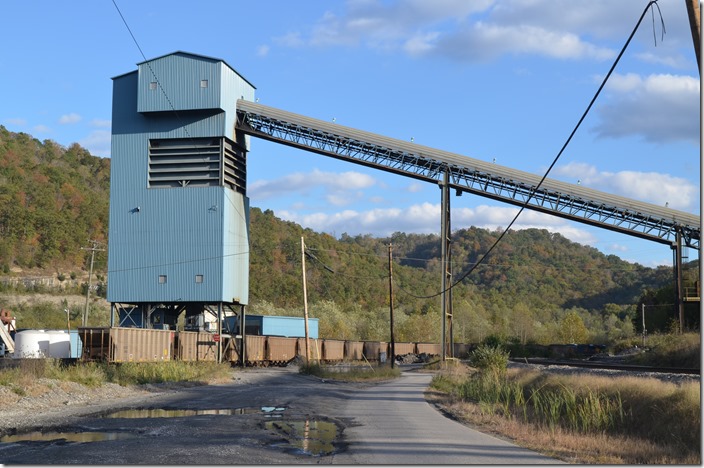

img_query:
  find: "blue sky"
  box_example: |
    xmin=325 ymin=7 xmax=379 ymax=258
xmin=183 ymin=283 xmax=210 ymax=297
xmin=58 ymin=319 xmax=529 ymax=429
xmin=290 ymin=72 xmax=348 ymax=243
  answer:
xmin=1 ymin=0 xmax=700 ymax=267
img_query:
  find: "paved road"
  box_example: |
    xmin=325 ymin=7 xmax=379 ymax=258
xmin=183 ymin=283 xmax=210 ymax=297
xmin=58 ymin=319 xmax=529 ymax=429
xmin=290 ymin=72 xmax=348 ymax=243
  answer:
xmin=0 ymin=368 xmax=561 ymax=464
xmin=333 ymin=371 xmax=560 ymax=464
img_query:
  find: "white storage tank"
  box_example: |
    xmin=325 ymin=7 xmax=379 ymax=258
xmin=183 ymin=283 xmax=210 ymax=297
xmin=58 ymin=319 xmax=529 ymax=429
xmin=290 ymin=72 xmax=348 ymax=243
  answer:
xmin=14 ymin=330 xmax=49 ymax=358
xmin=48 ymin=330 xmax=71 ymax=358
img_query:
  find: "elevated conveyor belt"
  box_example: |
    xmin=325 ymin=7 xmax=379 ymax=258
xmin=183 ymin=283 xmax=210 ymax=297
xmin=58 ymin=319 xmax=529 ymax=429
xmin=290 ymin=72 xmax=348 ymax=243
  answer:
xmin=235 ymin=100 xmax=700 ymax=249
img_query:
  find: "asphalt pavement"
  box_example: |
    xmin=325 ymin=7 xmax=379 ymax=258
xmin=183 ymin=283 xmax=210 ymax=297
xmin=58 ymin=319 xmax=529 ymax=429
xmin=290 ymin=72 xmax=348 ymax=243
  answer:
xmin=0 ymin=367 xmax=563 ymax=464
xmin=333 ymin=371 xmax=562 ymax=464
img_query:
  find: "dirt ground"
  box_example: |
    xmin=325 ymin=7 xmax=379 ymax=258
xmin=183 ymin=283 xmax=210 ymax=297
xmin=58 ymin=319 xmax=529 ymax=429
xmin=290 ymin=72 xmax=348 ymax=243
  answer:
xmin=0 ymin=375 xmax=213 ymax=437
xmin=0 ymin=366 xmax=373 ymax=464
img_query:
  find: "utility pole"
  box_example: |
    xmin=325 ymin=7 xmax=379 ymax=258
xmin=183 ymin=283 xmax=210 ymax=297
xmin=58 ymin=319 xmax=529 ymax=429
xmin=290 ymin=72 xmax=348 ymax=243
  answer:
xmin=674 ymin=231 xmax=684 ymax=333
xmin=81 ymin=240 xmax=105 ymax=327
xmin=686 ymin=0 xmax=701 ymax=72
xmin=388 ymin=243 xmax=395 ymax=369
xmin=641 ymin=303 xmax=647 ymax=347
xmin=439 ymin=170 xmax=452 ymax=362
xmin=301 ymin=237 xmax=312 ymax=364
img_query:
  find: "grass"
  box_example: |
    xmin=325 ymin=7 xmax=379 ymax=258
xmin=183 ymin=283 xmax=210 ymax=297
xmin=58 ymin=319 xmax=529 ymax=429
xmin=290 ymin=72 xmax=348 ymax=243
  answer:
xmin=0 ymin=358 xmax=234 ymax=392
xmin=299 ymin=361 xmax=401 ymax=381
xmin=429 ymin=363 xmax=701 ymax=464
xmin=622 ymin=332 xmax=700 ymax=368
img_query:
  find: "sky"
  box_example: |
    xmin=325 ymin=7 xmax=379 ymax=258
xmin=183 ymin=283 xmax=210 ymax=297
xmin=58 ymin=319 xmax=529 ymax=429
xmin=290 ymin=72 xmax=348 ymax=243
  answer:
xmin=1 ymin=0 xmax=700 ymax=268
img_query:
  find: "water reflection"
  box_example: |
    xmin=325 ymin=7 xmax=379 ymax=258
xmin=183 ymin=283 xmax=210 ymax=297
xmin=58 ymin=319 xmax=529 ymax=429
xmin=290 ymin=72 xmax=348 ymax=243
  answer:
xmin=104 ymin=406 xmax=287 ymax=419
xmin=1 ymin=431 xmax=135 ymax=444
xmin=265 ymin=419 xmax=339 ymax=456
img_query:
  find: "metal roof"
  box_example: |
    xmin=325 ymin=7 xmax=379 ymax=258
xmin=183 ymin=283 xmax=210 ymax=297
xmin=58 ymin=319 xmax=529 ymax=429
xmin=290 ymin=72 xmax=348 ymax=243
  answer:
xmin=112 ymin=51 xmax=256 ymax=89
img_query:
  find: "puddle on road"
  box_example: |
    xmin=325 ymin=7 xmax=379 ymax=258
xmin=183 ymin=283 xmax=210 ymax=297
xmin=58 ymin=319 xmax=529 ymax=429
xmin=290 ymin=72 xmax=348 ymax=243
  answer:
xmin=104 ymin=406 xmax=287 ymax=419
xmin=265 ymin=420 xmax=339 ymax=456
xmin=1 ymin=407 xmax=290 ymax=446
xmin=1 ymin=430 xmax=135 ymax=444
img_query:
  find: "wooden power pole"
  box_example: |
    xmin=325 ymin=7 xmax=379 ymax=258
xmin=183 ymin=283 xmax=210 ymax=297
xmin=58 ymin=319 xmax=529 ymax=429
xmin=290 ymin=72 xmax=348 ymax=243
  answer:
xmin=388 ymin=243 xmax=395 ymax=369
xmin=686 ymin=0 xmax=701 ymax=72
xmin=301 ymin=237 xmax=312 ymax=364
xmin=81 ymin=240 xmax=105 ymax=327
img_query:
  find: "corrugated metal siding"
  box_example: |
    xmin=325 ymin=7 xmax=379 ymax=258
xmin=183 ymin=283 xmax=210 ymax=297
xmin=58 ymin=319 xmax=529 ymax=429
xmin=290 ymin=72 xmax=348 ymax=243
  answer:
xmin=259 ymin=316 xmax=318 ymax=338
xmin=296 ymin=337 xmax=321 ymax=361
xmin=108 ymin=53 xmax=254 ymax=305
xmin=416 ymin=343 xmax=442 ymax=356
xmin=138 ymin=53 xmax=222 ymax=113
xmin=110 ymin=327 xmax=174 ymax=362
xmin=344 ymin=341 xmax=364 ymax=361
xmin=177 ymin=331 xmax=217 ymax=361
xmin=393 ymin=342 xmax=415 ymax=355
xmin=109 ymin=186 xmax=228 ymax=302
xmin=245 ymin=335 xmax=266 ymax=363
xmin=322 ymin=339 xmax=345 ymax=361
xmin=266 ymin=336 xmax=297 ymax=362
xmin=363 ymin=341 xmax=388 ymax=360
xmin=222 ymin=191 xmax=249 ymax=304
xmin=221 ymin=62 xmax=255 ymax=147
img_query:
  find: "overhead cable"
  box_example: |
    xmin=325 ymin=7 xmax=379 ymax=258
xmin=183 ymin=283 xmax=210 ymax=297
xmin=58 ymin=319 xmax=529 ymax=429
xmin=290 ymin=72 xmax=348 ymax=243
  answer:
xmin=403 ymin=0 xmax=665 ymax=300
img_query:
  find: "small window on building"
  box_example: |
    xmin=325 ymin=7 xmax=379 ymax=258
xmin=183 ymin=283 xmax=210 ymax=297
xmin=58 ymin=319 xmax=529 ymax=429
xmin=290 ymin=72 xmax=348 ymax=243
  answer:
xmin=195 ymin=274 xmax=204 ymax=284
xmin=200 ymin=79 xmax=208 ymax=88
xmin=149 ymin=81 xmax=157 ymax=90
xmin=158 ymin=275 xmax=167 ymax=284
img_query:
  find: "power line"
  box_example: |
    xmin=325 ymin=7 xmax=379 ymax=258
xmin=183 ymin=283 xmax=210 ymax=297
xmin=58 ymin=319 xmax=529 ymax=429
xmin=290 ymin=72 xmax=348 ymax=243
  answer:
xmin=408 ymin=0 xmax=665 ymax=300
xmin=111 ymin=0 xmax=232 ymax=165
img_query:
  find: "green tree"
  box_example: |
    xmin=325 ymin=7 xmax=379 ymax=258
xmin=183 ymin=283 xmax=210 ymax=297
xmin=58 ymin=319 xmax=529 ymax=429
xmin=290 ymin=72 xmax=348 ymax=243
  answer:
xmin=558 ymin=310 xmax=589 ymax=343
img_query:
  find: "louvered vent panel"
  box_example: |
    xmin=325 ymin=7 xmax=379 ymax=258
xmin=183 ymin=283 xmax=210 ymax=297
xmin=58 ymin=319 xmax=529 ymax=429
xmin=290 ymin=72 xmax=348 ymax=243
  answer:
xmin=149 ymin=138 xmax=246 ymax=194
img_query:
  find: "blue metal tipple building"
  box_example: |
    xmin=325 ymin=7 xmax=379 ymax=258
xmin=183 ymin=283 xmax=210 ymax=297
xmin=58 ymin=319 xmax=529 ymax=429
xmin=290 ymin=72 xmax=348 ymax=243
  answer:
xmin=107 ymin=52 xmax=255 ymax=337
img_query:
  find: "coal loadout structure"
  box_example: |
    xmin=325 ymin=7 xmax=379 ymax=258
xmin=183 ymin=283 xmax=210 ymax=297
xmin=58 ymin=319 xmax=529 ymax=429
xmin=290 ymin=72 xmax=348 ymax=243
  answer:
xmin=94 ymin=51 xmax=699 ymax=365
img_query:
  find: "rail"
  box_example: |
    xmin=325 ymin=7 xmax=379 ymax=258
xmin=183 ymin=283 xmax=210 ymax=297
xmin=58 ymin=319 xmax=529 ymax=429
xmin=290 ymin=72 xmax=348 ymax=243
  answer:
xmin=511 ymin=357 xmax=700 ymax=375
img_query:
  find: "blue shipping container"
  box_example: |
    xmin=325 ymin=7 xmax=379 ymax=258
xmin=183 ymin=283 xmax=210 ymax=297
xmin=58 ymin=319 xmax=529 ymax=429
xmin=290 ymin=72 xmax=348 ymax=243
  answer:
xmin=224 ymin=315 xmax=318 ymax=339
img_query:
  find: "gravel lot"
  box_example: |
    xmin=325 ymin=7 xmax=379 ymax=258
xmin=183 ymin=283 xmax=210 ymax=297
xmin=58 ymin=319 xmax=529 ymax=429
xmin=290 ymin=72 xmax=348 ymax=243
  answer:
xmin=0 ymin=376 xmax=220 ymax=437
xmin=0 ymin=366 xmax=370 ymax=464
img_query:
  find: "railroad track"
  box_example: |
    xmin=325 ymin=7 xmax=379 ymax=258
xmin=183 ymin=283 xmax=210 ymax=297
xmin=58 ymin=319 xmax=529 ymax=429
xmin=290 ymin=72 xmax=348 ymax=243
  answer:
xmin=510 ymin=357 xmax=700 ymax=375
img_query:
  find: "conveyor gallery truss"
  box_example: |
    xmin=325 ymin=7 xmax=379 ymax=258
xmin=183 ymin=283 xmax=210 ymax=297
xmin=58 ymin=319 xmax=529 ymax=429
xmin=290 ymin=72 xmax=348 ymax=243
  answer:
xmin=236 ymin=100 xmax=700 ymax=250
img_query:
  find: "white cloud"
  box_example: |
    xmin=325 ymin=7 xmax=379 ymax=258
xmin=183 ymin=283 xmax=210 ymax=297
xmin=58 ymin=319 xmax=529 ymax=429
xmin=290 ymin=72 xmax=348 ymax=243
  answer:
xmin=403 ymin=31 xmax=440 ymax=56
xmin=58 ymin=113 xmax=81 ymax=125
xmin=635 ymin=52 xmax=691 ymax=69
xmin=304 ymin=0 xmax=491 ymax=50
xmin=453 ymin=205 xmax=596 ymax=245
xmin=256 ymin=45 xmax=270 ymax=57
xmin=250 ymin=169 xmax=377 ymax=203
xmin=3 ymin=118 xmax=26 ymax=126
xmin=273 ymin=32 xmax=305 ymax=48
xmin=33 ymin=124 xmax=51 ymax=134
xmin=406 ymin=182 xmax=424 ymax=193
xmin=555 ymin=162 xmax=698 ymax=210
xmin=90 ymin=119 xmax=111 ymax=128
xmin=434 ymin=23 xmax=614 ymax=62
xmin=277 ymin=201 xmax=596 ymax=246
xmin=271 ymin=0 xmax=638 ymax=63
xmin=593 ymin=73 xmax=700 ymax=144
xmin=79 ymin=130 xmax=111 ymax=158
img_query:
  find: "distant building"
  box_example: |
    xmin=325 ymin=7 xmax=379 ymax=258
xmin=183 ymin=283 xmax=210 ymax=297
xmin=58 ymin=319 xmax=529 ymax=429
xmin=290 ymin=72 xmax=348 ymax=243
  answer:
xmin=107 ymin=51 xmax=255 ymax=330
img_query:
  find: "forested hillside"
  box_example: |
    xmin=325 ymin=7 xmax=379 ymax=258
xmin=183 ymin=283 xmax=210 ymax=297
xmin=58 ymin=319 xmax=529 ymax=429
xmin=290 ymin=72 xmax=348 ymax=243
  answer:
xmin=0 ymin=127 xmax=697 ymax=344
xmin=0 ymin=126 xmax=110 ymax=271
xmin=247 ymin=208 xmax=695 ymax=343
